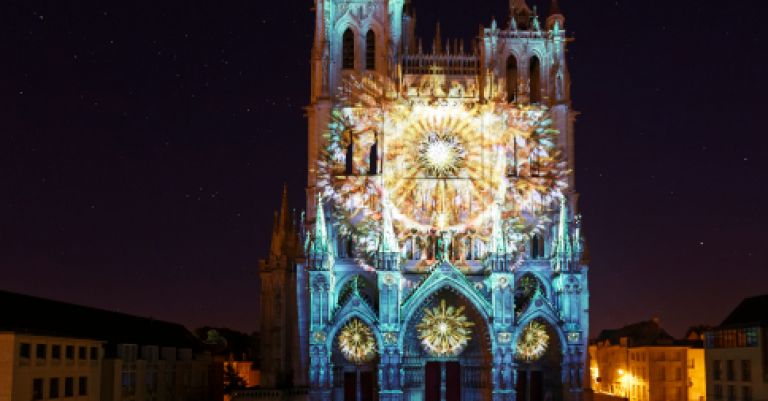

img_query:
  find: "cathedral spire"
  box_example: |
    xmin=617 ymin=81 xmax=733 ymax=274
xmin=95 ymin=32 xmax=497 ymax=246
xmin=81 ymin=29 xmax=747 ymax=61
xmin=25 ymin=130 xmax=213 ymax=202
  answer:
xmin=553 ymin=196 xmax=572 ymax=271
xmin=547 ymin=0 xmax=565 ymax=30
xmin=433 ymin=21 xmax=442 ymax=55
xmin=269 ymin=184 xmax=291 ymax=259
xmin=311 ymin=194 xmax=329 ymax=255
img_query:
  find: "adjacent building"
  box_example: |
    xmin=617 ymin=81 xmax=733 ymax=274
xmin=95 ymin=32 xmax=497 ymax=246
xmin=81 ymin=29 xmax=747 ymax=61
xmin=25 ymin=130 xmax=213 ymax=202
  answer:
xmin=589 ymin=320 xmax=706 ymax=401
xmin=705 ymin=295 xmax=768 ymax=401
xmin=0 ymin=290 xmax=221 ymax=401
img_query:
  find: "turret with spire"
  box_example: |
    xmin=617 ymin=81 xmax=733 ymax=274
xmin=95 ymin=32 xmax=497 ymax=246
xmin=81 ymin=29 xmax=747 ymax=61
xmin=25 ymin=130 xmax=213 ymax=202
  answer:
xmin=547 ymin=0 xmax=565 ymax=31
xmin=509 ymin=0 xmax=533 ymax=30
xmin=309 ymin=194 xmax=333 ymax=270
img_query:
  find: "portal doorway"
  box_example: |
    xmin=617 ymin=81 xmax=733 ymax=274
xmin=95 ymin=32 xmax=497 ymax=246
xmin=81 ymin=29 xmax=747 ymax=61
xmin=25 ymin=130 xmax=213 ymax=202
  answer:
xmin=424 ymin=361 xmax=461 ymax=401
xmin=343 ymin=370 xmax=376 ymax=401
xmin=516 ymin=369 xmax=544 ymax=401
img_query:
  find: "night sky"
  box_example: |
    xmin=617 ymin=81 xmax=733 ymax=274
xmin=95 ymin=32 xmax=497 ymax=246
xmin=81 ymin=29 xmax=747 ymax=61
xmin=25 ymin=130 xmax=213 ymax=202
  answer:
xmin=2 ymin=0 xmax=767 ymax=337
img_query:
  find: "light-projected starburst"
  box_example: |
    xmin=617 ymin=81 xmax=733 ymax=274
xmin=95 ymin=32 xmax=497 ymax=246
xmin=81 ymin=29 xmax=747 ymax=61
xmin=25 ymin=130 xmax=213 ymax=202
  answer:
xmin=337 ymin=319 xmax=376 ymax=363
xmin=417 ymin=299 xmax=474 ymax=357
xmin=418 ymin=131 xmax=466 ymax=177
xmin=516 ymin=321 xmax=549 ymax=361
xmin=318 ymin=74 xmax=569 ymax=261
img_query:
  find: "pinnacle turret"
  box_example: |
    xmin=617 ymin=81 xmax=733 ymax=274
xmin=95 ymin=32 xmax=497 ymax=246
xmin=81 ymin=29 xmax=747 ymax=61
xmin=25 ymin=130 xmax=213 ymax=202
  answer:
xmin=311 ymin=194 xmax=330 ymax=255
xmin=270 ymin=183 xmax=291 ymax=259
xmin=547 ymin=0 xmax=565 ymax=30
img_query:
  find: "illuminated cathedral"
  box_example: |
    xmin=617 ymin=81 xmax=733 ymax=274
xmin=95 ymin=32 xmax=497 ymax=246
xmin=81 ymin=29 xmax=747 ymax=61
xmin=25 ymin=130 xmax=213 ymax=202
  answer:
xmin=258 ymin=1 xmax=589 ymax=401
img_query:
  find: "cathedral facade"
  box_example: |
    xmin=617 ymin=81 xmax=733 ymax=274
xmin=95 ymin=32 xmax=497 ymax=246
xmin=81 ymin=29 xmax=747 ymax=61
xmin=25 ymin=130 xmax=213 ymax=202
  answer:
xmin=259 ymin=1 xmax=589 ymax=401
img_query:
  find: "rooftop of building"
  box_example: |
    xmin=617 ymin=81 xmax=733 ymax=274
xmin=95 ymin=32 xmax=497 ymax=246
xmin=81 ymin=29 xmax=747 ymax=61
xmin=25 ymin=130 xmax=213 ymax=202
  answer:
xmin=593 ymin=319 xmax=702 ymax=348
xmin=717 ymin=294 xmax=768 ymax=329
xmin=0 ymin=289 xmax=203 ymax=351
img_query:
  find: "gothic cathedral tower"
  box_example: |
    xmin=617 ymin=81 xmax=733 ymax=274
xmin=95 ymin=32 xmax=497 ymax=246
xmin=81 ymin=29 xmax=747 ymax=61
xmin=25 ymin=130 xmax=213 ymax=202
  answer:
xmin=260 ymin=1 xmax=589 ymax=401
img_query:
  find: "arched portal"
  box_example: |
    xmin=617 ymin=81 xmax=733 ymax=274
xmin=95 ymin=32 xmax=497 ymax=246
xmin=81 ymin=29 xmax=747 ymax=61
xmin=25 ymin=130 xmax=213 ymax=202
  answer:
xmin=514 ymin=318 xmax=565 ymax=401
xmin=401 ymin=288 xmax=492 ymax=401
xmin=329 ymin=317 xmax=380 ymax=401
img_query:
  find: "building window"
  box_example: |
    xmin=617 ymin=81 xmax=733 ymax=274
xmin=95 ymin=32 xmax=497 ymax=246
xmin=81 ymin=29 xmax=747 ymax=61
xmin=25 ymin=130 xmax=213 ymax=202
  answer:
xmin=78 ymin=346 xmax=86 ymax=360
xmin=36 ymin=344 xmax=47 ymax=359
xmin=20 ymin=343 xmax=31 ymax=359
xmin=707 ymin=328 xmax=759 ymax=348
xmin=507 ymin=54 xmax=518 ymax=102
xmin=49 ymin=378 xmax=59 ymax=399
xmin=739 ymin=360 xmax=751 ymax=381
xmin=714 ymin=360 xmax=722 ymax=380
xmin=727 ymin=360 xmax=735 ymax=381
xmin=365 ymin=30 xmax=376 ymax=70
xmin=742 ymin=386 xmax=752 ymax=401
xmin=66 ymin=345 xmax=74 ymax=360
xmin=714 ymin=384 xmax=723 ymax=400
xmin=342 ymin=28 xmax=355 ymax=70
xmin=52 ymin=345 xmax=61 ymax=360
xmin=64 ymin=377 xmax=74 ymax=397
xmin=529 ymin=55 xmax=541 ymax=103
xmin=78 ymin=377 xmax=88 ymax=396
xmin=33 ymin=378 xmax=44 ymax=400
xmin=90 ymin=346 xmax=98 ymax=360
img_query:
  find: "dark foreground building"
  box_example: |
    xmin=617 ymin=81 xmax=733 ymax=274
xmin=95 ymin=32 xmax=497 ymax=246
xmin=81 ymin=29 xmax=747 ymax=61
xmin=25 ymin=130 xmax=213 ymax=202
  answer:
xmin=0 ymin=290 xmax=223 ymax=401
xmin=705 ymin=295 xmax=768 ymax=401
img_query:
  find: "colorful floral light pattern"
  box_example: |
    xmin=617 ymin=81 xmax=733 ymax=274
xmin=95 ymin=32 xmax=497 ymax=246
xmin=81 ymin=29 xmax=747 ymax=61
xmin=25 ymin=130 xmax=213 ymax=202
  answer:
xmin=516 ymin=321 xmax=550 ymax=361
xmin=318 ymin=74 xmax=568 ymax=256
xmin=417 ymin=299 xmax=474 ymax=357
xmin=418 ymin=131 xmax=466 ymax=177
xmin=337 ymin=318 xmax=377 ymax=363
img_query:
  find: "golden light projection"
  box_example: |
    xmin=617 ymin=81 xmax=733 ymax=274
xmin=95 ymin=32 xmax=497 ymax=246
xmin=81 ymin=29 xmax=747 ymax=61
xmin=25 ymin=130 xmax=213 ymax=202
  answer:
xmin=416 ymin=299 xmax=474 ymax=357
xmin=516 ymin=321 xmax=550 ymax=361
xmin=318 ymin=75 xmax=568 ymax=259
xmin=418 ymin=131 xmax=466 ymax=177
xmin=337 ymin=319 xmax=376 ymax=363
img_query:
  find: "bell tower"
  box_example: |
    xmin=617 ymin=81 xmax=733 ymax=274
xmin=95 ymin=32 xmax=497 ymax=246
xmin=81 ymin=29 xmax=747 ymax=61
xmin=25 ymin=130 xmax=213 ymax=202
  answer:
xmin=308 ymin=0 xmax=406 ymax=216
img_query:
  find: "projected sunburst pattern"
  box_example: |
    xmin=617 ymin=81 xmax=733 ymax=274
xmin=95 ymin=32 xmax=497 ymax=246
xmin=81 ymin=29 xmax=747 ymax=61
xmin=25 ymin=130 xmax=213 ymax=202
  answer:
xmin=516 ymin=321 xmax=550 ymax=361
xmin=318 ymin=75 xmax=568 ymax=258
xmin=337 ymin=318 xmax=377 ymax=363
xmin=416 ymin=299 xmax=474 ymax=357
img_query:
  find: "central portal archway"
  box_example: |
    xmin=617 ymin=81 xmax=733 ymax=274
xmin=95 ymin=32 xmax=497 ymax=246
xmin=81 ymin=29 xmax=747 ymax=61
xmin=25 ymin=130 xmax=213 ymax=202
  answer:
xmin=514 ymin=319 xmax=564 ymax=401
xmin=401 ymin=287 xmax=492 ymax=401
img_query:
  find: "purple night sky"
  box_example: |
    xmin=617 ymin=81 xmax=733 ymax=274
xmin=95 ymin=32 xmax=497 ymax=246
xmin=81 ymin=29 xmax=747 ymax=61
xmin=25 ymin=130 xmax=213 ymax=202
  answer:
xmin=2 ymin=0 xmax=767 ymax=337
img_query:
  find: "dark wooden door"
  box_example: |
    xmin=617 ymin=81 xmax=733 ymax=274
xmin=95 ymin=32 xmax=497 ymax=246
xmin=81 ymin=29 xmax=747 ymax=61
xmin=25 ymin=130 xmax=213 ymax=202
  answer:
xmin=516 ymin=370 xmax=528 ymax=401
xmin=445 ymin=362 xmax=461 ymax=401
xmin=425 ymin=362 xmax=441 ymax=401
xmin=530 ymin=371 xmax=543 ymax=401
xmin=344 ymin=372 xmax=356 ymax=401
xmin=360 ymin=371 xmax=375 ymax=401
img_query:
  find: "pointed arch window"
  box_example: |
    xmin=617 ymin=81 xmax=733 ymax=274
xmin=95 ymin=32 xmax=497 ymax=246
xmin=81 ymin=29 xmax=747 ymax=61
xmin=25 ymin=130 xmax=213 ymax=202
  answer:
xmin=342 ymin=28 xmax=355 ymax=70
xmin=529 ymin=55 xmax=541 ymax=103
xmin=365 ymin=30 xmax=376 ymax=70
xmin=507 ymin=54 xmax=518 ymax=103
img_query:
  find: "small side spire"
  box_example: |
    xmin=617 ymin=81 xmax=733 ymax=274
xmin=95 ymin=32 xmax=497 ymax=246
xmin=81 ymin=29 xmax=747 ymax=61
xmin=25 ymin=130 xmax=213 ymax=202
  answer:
xmin=434 ymin=21 xmax=442 ymax=55
xmin=547 ymin=0 xmax=565 ymax=30
xmin=531 ymin=6 xmax=541 ymax=32
xmin=270 ymin=184 xmax=290 ymax=259
xmin=553 ymin=195 xmax=572 ymax=271
xmin=311 ymin=194 xmax=329 ymax=255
